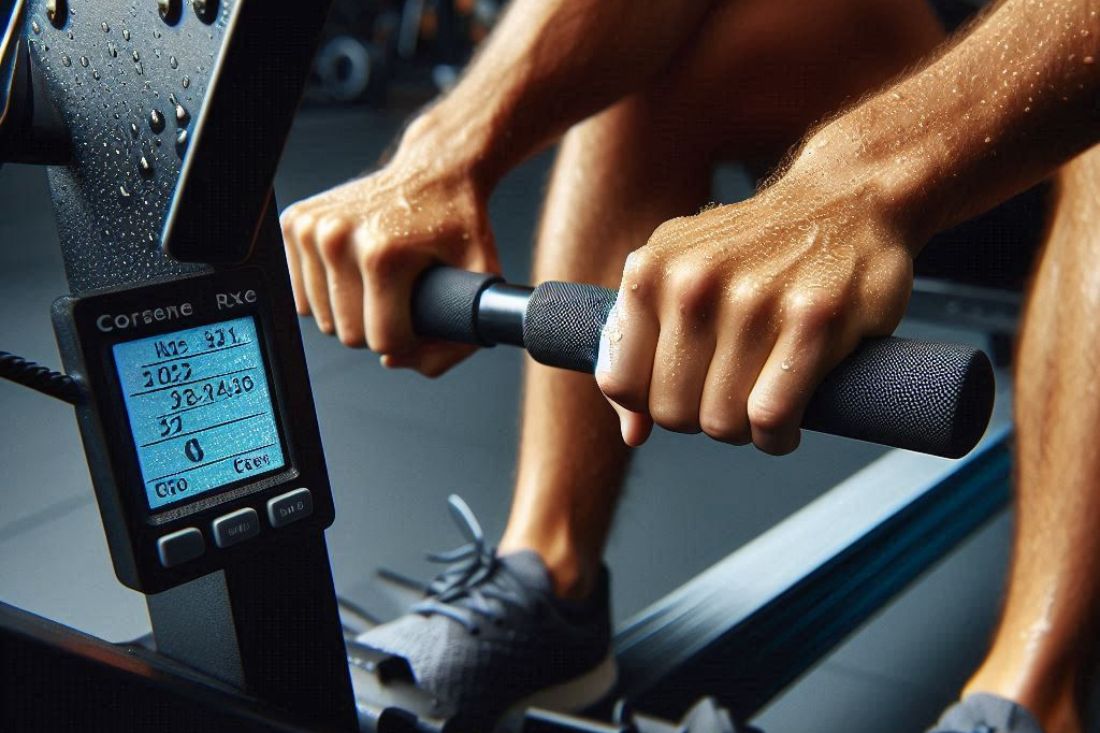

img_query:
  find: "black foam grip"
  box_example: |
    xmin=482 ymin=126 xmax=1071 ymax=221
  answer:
xmin=412 ymin=267 xmax=503 ymax=346
xmin=523 ymin=281 xmax=994 ymax=458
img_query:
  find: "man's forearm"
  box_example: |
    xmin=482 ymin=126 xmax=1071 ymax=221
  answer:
xmin=788 ymin=0 xmax=1100 ymax=244
xmin=398 ymin=0 xmax=715 ymax=188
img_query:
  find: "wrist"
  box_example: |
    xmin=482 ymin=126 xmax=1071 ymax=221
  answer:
xmin=783 ymin=116 xmax=946 ymax=252
xmin=394 ymin=96 xmax=516 ymax=195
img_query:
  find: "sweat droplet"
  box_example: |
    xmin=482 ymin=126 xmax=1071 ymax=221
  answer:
xmin=149 ymin=108 xmax=165 ymax=133
xmin=630 ymin=283 xmax=639 ymax=292
xmin=1086 ymin=56 xmax=1096 ymax=64
xmin=610 ymin=330 xmax=623 ymax=344
xmin=780 ymin=358 xmax=794 ymax=372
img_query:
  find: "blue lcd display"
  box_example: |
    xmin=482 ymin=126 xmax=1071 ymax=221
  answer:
xmin=112 ymin=316 xmax=287 ymax=511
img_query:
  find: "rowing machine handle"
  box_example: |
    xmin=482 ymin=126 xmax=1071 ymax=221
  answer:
xmin=412 ymin=268 xmax=995 ymax=459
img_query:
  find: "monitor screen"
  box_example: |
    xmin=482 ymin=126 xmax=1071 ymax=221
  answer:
xmin=112 ymin=316 xmax=287 ymax=511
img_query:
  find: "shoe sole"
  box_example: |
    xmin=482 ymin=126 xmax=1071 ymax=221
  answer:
xmin=495 ymin=653 xmax=618 ymax=733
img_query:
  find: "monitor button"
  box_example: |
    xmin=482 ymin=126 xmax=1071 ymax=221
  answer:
xmin=267 ymin=488 xmax=313 ymax=528
xmin=211 ymin=508 xmax=261 ymax=549
xmin=157 ymin=528 xmax=205 ymax=568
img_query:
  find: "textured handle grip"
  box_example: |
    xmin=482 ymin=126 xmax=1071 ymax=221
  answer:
xmin=411 ymin=268 xmax=503 ymax=345
xmin=523 ymin=281 xmax=994 ymax=458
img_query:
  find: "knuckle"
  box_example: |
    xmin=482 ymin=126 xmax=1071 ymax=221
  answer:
xmin=336 ymin=325 xmax=366 ymax=349
xmin=670 ymin=266 xmax=720 ymax=321
xmin=624 ymin=250 xmax=659 ymax=282
xmin=291 ymin=213 xmax=317 ymax=248
xmin=786 ymin=291 xmax=843 ymax=331
xmin=360 ymin=241 xmax=399 ymax=278
xmin=727 ymin=277 xmax=770 ymax=313
xmin=650 ymin=403 xmax=700 ymax=435
xmin=596 ymin=370 xmax=644 ymax=410
xmin=700 ymin=410 xmax=750 ymax=445
xmin=747 ymin=393 xmax=797 ymax=435
xmin=316 ymin=218 xmax=352 ymax=262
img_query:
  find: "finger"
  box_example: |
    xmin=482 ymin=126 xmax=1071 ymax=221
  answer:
xmin=595 ymin=282 xmax=660 ymax=416
xmin=293 ymin=213 xmax=335 ymax=334
xmin=647 ymin=287 xmax=718 ymax=434
xmin=316 ymin=216 xmax=366 ymax=348
xmin=280 ymin=209 xmax=310 ymax=315
xmin=747 ymin=325 xmax=834 ymax=456
xmin=698 ymin=301 xmax=777 ymax=445
xmin=607 ymin=400 xmax=654 ymax=446
xmin=358 ymin=234 xmax=434 ymax=356
xmin=382 ymin=342 xmax=475 ymax=377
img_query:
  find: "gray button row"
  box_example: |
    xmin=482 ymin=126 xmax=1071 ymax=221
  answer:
xmin=156 ymin=487 xmax=314 ymax=568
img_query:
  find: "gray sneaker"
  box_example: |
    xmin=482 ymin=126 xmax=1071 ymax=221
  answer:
xmin=929 ymin=693 xmax=1045 ymax=733
xmin=354 ymin=495 xmax=617 ymax=732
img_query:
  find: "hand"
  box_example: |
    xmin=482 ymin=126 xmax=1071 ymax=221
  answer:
xmin=595 ymin=177 xmax=916 ymax=454
xmin=279 ymin=120 xmax=500 ymax=376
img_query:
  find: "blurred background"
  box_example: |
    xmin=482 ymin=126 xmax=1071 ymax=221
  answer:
xmin=0 ymin=2 xmax=1033 ymax=731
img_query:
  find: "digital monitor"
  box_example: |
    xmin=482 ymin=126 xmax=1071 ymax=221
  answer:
xmin=112 ymin=316 xmax=287 ymax=511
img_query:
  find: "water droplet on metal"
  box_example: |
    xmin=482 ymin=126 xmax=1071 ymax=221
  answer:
xmin=130 ymin=122 xmax=139 ymax=138
xmin=139 ymin=155 xmax=153 ymax=177
xmin=169 ymin=55 xmax=178 ymax=69
xmin=108 ymin=42 xmax=118 ymax=57
xmin=153 ymin=29 xmax=162 ymax=39
xmin=149 ymin=108 xmax=165 ymax=133
xmin=101 ymin=21 xmax=110 ymax=32
xmin=31 ymin=20 xmax=41 ymax=34
xmin=61 ymin=54 xmax=71 ymax=67
xmin=181 ymin=76 xmax=191 ymax=89
xmin=122 ymin=28 xmax=130 ymax=41
xmin=92 ymin=69 xmax=100 ymax=80
xmin=174 ymin=102 xmax=190 ymax=126
xmin=176 ymin=128 xmax=189 ymax=155
xmin=135 ymin=61 xmax=144 ymax=75
xmin=120 ymin=185 xmax=131 ymax=198
xmin=79 ymin=55 xmax=89 ymax=67
xmin=132 ymin=50 xmax=140 ymax=62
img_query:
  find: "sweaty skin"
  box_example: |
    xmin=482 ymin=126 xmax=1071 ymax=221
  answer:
xmin=283 ymin=0 xmax=1100 ymax=729
xmin=596 ymin=0 xmax=1100 ymax=452
xmin=280 ymin=0 xmax=718 ymax=374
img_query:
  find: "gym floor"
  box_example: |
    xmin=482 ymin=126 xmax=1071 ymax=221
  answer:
xmin=0 ymin=106 xmax=1013 ymax=732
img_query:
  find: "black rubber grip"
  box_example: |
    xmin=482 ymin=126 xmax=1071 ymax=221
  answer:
xmin=523 ymin=281 xmax=994 ymax=458
xmin=411 ymin=268 xmax=503 ymax=346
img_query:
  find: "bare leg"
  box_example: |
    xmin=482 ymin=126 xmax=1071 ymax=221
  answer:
xmin=498 ymin=0 xmax=947 ymax=598
xmin=964 ymin=147 xmax=1100 ymax=733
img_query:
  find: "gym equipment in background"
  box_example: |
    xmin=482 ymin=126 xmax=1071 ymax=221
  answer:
xmin=0 ymin=1 xmax=1012 ymax=731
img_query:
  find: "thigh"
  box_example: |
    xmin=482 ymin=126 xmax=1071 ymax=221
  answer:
xmin=639 ymin=0 xmax=948 ymax=171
